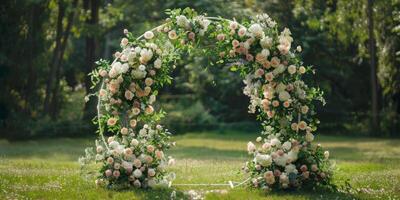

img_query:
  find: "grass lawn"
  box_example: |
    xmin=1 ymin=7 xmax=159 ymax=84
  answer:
xmin=1 ymin=131 xmax=399 ymax=199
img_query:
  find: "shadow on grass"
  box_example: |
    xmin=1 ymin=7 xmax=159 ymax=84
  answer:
xmin=103 ymin=187 xmax=188 ymax=200
xmin=206 ymin=187 xmax=356 ymax=200
xmin=169 ymin=146 xmax=248 ymax=160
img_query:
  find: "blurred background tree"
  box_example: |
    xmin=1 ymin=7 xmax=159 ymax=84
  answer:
xmin=0 ymin=0 xmax=399 ymax=139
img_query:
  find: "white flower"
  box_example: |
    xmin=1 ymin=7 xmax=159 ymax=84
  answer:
xmin=111 ymin=61 xmax=122 ymax=73
xmin=255 ymin=154 xmax=272 ymax=167
xmin=144 ymin=31 xmax=154 ymax=39
xmin=131 ymin=69 xmax=146 ymax=79
xmin=238 ymin=27 xmax=247 ymax=37
xmin=274 ymin=154 xmax=288 ymax=166
xmin=296 ymin=45 xmax=302 ymax=52
xmin=149 ymin=95 xmax=156 ymax=104
xmin=282 ymin=141 xmax=292 ymax=151
xmin=138 ymin=64 xmax=146 ymax=71
xmin=280 ymin=173 xmax=289 ymax=184
xmin=247 ymin=142 xmax=256 ymax=153
xmin=324 ymin=151 xmax=330 ymax=159
xmin=249 ymin=23 xmax=264 ymax=38
xmin=168 ymin=158 xmax=176 ymax=166
xmin=288 ymin=65 xmax=296 ymax=75
xmin=147 ymin=179 xmax=156 ymax=188
xmin=154 ymin=58 xmax=162 ymax=69
xmin=131 ymin=139 xmax=139 ymax=146
xmin=288 ymin=150 xmax=298 ymax=162
xmin=276 ymin=83 xmax=286 ymax=93
xmin=140 ymin=48 xmax=153 ymax=63
xmin=261 ymin=49 xmax=270 ymax=58
xmin=278 ymin=91 xmax=291 ymax=101
xmin=109 ymin=141 xmax=120 ymax=149
xmin=121 ymin=63 xmax=129 ymax=73
xmin=133 ymin=169 xmax=142 ymax=178
xmin=273 ymin=64 xmax=286 ymax=75
xmin=270 ymin=138 xmax=281 ymax=147
xmin=285 ymin=164 xmax=298 ymax=174
xmin=176 ymin=15 xmax=190 ymax=28
xmin=134 ymin=180 xmax=141 ymax=188
xmin=260 ymin=37 xmax=272 ymax=48
xmin=256 ymin=137 xmax=262 ymax=142
xmin=299 ymin=66 xmax=306 ymax=74
xmin=301 ymin=105 xmax=309 ymax=114
xmin=305 ymin=132 xmax=314 ymax=142
xmin=121 ymin=38 xmax=129 ymax=47
xmin=168 ymin=30 xmax=178 ymax=40
xmin=229 ymin=21 xmax=239 ymax=30
xmin=148 ymin=168 xmax=156 ymax=177
xmin=135 ymin=46 xmax=142 ymax=53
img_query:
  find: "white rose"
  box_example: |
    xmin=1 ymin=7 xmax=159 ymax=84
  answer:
xmin=147 ymin=179 xmax=156 ymax=188
xmin=121 ymin=63 xmax=129 ymax=73
xmin=276 ymin=83 xmax=286 ymax=93
xmin=140 ymin=48 xmax=153 ymax=63
xmin=288 ymin=150 xmax=298 ymax=162
xmin=134 ymin=180 xmax=141 ymax=188
xmin=229 ymin=21 xmax=238 ymax=30
xmin=133 ymin=169 xmax=142 ymax=178
xmin=255 ymin=154 xmax=272 ymax=167
xmin=273 ymin=64 xmax=286 ymax=75
xmin=288 ymin=65 xmax=296 ymax=75
xmin=176 ymin=15 xmax=189 ymax=28
xmin=285 ymin=164 xmax=298 ymax=174
xmin=247 ymin=142 xmax=256 ymax=153
xmin=324 ymin=151 xmax=330 ymax=159
xmin=154 ymin=58 xmax=162 ymax=69
xmin=282 ymin=141 xmax=292 ymax=151
xmin=112 ymin=62 xmax=122 ymax=74
xmin=270 ymin=138 xmax=281 ymax=147
xmin=274 ymin=154 xmax=288 ymax=167
xmin=109 ymin=141 xmax=119 ymax=149
xmin=305 ymin=132 xmax=314 ymax=142
xmin=299 ymin=66 xmax=306 ymax=74
xmin=301 ymin=105 xmax=309 ymax=114
xmin=260 ymin=37 xmax=272 ymax=48
xmin=128 ymin=52 xmax=136 ymax=62
xmin=249 ymin=23 xmax=264 ymax=38
xmin=108 ymin=68 xmax=118 ymax=78
xmin=278 ymin=91 xmax=291 ymax=101
xmin=261 ymin=49 xmax=270 ymax=58
xmin=138 ymin=64 xmax=146 ymax=71
xmin=144 ymin=31 xmax=154 ymax=40
xmin=135 ymin=47 xmax=142 ymax=54
xmin=131 ymin=139 xmax=139 ymax=146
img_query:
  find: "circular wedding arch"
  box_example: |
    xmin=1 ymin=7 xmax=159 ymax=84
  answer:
xmin=82 ymin=8 xmax=334 ymax=191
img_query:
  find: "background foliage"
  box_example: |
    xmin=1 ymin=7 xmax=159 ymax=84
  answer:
xmin=1 ymin=0 xmax=399 ymax=139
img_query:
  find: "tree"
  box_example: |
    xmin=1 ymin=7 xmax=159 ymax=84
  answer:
xmin=44 ymin=0 xmax=79 ymax=119
xmin=82 ymin=0 xmax=100 ymax=121
xmin=367 ymin=0 xmax=380 ymax=133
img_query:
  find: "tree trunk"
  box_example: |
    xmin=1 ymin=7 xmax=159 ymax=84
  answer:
xmin=367 ymin=0 xmax=380 ymax=135
xmin=49 ymin=0 xmax=79 ymax=119
xmin=43 ymin=0 xmax=65 ymax=115
xmin=83 ymin=0 xmax=100 ymax=121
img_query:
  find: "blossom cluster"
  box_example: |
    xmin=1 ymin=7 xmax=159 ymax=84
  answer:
xmin=84 ymin=8 xmax=334 ymax=191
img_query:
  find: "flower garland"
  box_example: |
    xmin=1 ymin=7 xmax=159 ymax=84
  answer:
xmin=81 ymin=8 xmax=334 ymax=191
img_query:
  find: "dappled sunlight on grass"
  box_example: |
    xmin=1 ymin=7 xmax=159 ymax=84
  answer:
xmin=1 ymin=132 xmax=400 ymax=199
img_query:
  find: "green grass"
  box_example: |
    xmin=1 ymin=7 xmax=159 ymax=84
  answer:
xmin=1 ymin=131 xmax=400 ymax=199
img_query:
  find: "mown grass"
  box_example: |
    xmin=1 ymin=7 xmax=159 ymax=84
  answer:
xmin=0 ymin=131 xmax=399 ymax=199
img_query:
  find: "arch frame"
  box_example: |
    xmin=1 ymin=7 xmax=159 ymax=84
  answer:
xmin=81 ymin=7 xmax=335 ymax=191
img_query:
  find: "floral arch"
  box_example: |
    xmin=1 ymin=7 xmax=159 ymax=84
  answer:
xmin=82 ymin=8 xmax=334 ymax=191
